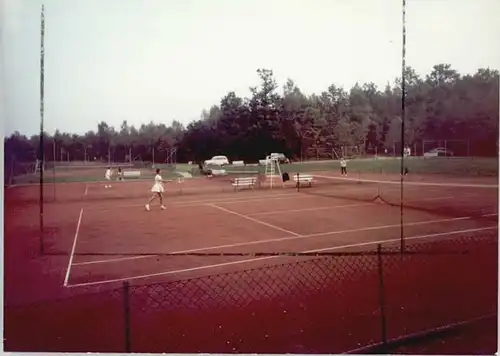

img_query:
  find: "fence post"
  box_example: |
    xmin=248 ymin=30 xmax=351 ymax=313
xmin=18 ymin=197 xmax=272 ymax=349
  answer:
xmin=8 ymin=154 xmax=15 ymax=186
xmin=123 ymin=281 xmax=131 ymax=352
xmin=377 ymin=244 xmax=387 ymax=348
xmin=296 ymin=172 xmax=300 ymax=192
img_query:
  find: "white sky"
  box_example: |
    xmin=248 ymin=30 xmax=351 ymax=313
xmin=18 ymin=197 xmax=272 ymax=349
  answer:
xmin=2 ymin=0 xmax=499 ymax=136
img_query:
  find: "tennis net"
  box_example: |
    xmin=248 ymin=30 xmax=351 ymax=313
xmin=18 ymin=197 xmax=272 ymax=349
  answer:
xmin=6 ymin=169 xmax=499 ymax=220
xmin=296 ymin=173 xmax=498 ymax=220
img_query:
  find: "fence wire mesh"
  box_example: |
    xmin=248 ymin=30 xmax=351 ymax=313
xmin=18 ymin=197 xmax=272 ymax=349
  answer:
xmin=4 ymin=232 xmax=498 ymax=353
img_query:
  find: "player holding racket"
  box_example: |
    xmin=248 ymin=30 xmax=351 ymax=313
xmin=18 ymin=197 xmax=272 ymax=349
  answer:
xmin=340 ymin=157 xmax=347 ymax=176
xmin=104 ymin=167 xmax=112 ymax=188
xmin=145 ymin=168 xmax=167 ymax=211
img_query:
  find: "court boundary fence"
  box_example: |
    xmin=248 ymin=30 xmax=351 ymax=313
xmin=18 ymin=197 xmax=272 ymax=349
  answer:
xmin=4 ymin=232 xmax=498 ymax=353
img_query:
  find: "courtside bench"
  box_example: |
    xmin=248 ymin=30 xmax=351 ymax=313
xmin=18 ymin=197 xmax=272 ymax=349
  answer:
xmin=294 ymin=173 xmax=314 ymax=187
xmin=122 ymin=170 xmax=141 ymax=179
xmin=232 ymin=176 xmax=257 ymax=190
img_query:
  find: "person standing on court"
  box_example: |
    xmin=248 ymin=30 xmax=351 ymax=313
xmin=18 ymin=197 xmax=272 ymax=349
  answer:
xmin=403 ymin=147 xmax=410 ymax=175
xmin=340 ymin=157 xmax=347 ymax=176
xmin=104 ymin=167 xmax=112 ymax=188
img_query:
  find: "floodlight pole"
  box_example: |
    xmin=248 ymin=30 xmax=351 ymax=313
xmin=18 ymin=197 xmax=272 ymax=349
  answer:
xmin=400 ymin=0 xmax=406 ymax=254
xmin=39 ymin=4 xmax=46 ymax=255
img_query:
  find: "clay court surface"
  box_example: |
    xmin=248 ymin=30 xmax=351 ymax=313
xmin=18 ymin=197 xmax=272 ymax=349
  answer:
xmin=4 ymin=172 xmax=498 ymax=304
xmin=4 ymin=172 xmax=499 ymax=353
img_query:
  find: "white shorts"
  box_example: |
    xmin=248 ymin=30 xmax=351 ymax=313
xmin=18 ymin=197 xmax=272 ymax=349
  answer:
xmin=105 ymin=176 xmax=111 ymax=181
xmin=151 ymin=184 xmax=164 ymax=193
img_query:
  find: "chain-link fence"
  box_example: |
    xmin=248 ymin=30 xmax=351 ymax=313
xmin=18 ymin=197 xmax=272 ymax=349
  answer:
xmin=4 ymin=232 xmax=497 ymax=353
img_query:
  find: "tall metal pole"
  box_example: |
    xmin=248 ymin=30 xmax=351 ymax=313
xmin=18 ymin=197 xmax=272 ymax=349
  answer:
xmin=400 ymin=0 xmax=407 ymax=253
xmin=39 ymin=4 xmax=46 ymax=255
xmin=53 ymin=139 xmax=56 ymax=201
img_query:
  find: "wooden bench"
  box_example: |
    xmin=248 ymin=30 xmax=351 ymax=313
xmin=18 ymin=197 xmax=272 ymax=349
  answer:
xmin=232 ymin=176 xmax=257 ymax=190
xmin=122 ymin=170 xmax=141 ymax=179
xmin=294 ymin=173 xmax=314 ymax=187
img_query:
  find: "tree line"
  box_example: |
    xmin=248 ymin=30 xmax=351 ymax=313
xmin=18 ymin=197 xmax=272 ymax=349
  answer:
xmin=4 ymin=64 xmax=499 ymax=168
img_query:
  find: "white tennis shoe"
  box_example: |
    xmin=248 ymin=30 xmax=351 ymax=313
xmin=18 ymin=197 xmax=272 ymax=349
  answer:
xmin=145 ymin=204 xmax=150 ymax=211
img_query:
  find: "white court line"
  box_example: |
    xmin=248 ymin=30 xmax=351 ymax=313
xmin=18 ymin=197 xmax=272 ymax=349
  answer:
xmin=71 ymin=213 xmax=497 ymax=267
xmin=249 ymin=202 xmax=374 ymax=216
xmin=208 ymin=203 xmax=302 ymax=236
xmin=84 ymin=184 xmax=89 ymax=196
xmin=63 ymin=208 xmax=84 ymax=287
xmin=314 ymin=174 xmax=498 ymax=189
xmin=84 ymin=192 xmax=302 ymax=210
xmin=65 ymin=225 xmax=498 ymax=288
xmin=174 ymin=193 xmax=305 ymax=207
xmin=71 ymin=202 xmax=372 ymax=266
xmin=247 ymin=194 xmax=460 ymax=217
xmin=304 ymin=225 xmax=497 ymax=253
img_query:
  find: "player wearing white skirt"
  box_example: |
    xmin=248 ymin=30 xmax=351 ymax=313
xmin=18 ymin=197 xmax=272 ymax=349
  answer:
xmin=105 ymin=167 xmax=112 ymax=188
xmin=145 ymin=168 xmax=167 ymax=211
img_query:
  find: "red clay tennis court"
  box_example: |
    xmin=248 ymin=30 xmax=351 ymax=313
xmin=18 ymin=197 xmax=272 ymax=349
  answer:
xmin=60 ymin=176 xmax=498 ymax=289
xmin=4 ymin=173 xmax=498 ymax=353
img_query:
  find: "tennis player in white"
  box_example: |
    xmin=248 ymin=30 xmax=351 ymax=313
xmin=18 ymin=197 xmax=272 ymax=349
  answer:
xmin=105 ymin=167 xmax=112 ymax=188
xmin=340 ymin=158 xmax=347 ymax=176
xmin=145 ymin=168 xmax=167 ymax=211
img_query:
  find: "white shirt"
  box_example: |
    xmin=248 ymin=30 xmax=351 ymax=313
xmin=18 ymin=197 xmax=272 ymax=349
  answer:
xmin=154 ymin=174 xmax=163 ymax=185
xmin=340 ymin=160 xmax=347 ymax=167
xmin=105 ymin=169 xmax=111 ymax=178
